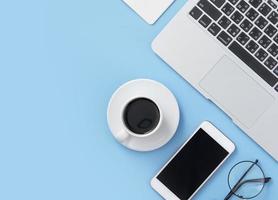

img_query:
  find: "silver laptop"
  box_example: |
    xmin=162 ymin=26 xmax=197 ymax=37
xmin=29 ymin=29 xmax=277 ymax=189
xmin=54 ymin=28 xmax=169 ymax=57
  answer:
xmin=152 ymin=0 xmax=278 ymax=161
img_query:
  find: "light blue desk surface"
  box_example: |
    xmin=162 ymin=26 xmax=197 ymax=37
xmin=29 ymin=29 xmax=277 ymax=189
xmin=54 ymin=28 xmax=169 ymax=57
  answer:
xmin=0 ymin=0 xmax=277 ymax=199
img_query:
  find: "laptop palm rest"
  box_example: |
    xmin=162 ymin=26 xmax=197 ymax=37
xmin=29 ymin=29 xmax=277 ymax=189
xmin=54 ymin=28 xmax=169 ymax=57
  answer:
xmin=200 ymin=56 xmax=274 ymax=128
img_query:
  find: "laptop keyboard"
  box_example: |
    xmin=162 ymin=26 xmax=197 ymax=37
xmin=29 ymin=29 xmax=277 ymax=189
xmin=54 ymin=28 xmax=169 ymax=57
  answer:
xmin=189 ymin=0 xmax=278 ymax=92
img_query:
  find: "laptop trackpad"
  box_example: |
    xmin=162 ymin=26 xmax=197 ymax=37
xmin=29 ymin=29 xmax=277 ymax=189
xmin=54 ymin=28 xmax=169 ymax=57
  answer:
xmin=200 ymin=56 xmax=274 ymax=128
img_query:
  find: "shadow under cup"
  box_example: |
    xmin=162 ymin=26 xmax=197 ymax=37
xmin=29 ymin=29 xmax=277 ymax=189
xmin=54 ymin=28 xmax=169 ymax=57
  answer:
xmin=123 ymin=98 xmax=160 ymax=135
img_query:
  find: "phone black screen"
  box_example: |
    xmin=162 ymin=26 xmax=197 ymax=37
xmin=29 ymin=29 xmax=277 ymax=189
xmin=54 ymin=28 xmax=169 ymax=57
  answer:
xmin=157 ymin=128 xmax=229 ymax=200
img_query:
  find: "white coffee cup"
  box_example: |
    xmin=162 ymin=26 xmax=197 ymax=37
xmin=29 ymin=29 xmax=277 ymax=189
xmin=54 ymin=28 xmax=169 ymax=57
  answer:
xmin=114 ymin=97 xmax=164 ymax=143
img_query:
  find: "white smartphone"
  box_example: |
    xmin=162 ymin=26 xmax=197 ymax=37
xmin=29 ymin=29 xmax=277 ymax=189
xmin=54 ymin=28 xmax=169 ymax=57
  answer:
xmin=151 ymin=121 xmax=235 ymax=200
xmin=123 ymin=0 xmax=175 ymax=25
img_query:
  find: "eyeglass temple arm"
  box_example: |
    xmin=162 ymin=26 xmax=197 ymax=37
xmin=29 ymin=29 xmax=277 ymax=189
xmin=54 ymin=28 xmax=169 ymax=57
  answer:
xmin=224 ymin=159 xmax=259 ymax=200
xmin=224 ymin=177 xmax=271 ymax=200
xmin=238 ymin=177 xmax=271 ymax=187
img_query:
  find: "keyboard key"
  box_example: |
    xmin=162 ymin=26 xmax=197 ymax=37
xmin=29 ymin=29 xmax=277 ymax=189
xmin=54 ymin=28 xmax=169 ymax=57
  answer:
xmin=264 ymin=56 xmax=277 ymax=70
xmin=267 ymin=0 xmax=277 ymax=9
xmin=198 ymin=0 xmax=222 ymax=21
xmin=218 ymin=16 xmax=231 ymax=29
xmin=273 ymin=34 xmax=278 ymax=44
xmin=268 ymin=43 xmax=278 ymax=56
xmin=228 ymin=0 xmax=239 ymax=5
xmin=249 ymin=27 xmax=262 ymax=40
xmin=246 ymin=40 xmax=259 ymax=53
xmin=190 ymin=6 xmax=203 ymax=20
xmin=258 ymin=3 xmax=272 ymax=16
xmin=217 ymin=31 xmax=232 ymax=45
xmin=229 ymin=41 xmax=278 ymax=86
xmin=264 ymin=24 xmax=277 ymax=37
xmin=228 ymin=24 xmax=240 ymax=37
xmin=275 ymin=84 xmax=278 ymax=91
xmin=240 ymin=19 xmax=253 ymax=32
xmin=231 ymin=11 xmax=244 ymax=24
xmin=208 ymin=23 xmax=221 ymax=36
xmin=210 ymin=0 xmax=226 ymax=8
xmin=237 ymin=32 xmax=250 ymax=45
xmin=255 ymin=16 xmax=268 ymax=29
xmin=249 ymin=0 xmax=262 ymax=8
xmin=199 ymin=14 xmax=212 ymax=27
xmin=267 ymin=11 xmax=278 ymax=25
xmin=237 ymin=0 xmax=250 ymax=13
xmin=258 ymin=35 xmax=272 ymax=48
xmin=255 ymin=48 xmax=268 ymax=61
xmin=222 ymin=3 xmax=235 ymax=16
xmin=246 ymin=8 xmax=259 ymax=21
xmin=274 ymin=67 xmax=278 ymax=76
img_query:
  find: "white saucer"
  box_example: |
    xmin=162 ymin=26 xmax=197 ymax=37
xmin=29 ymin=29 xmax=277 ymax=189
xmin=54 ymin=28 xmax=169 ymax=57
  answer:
xmin=107 ymin=79 xmax=180 ymax=151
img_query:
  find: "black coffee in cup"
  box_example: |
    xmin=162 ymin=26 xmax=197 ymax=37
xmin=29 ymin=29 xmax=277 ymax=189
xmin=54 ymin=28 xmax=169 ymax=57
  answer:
xmin=123 ymin=98 xmax=160 ymax=135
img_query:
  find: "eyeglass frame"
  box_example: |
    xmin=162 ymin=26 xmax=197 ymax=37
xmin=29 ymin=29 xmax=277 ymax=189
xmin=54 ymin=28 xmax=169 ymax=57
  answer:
xmin=224 ymin=159 xmax=271 ymax=200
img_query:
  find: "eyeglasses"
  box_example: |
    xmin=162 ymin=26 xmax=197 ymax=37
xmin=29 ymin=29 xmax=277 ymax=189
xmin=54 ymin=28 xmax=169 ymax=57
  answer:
xmin=224 ymin=159 xmax=271 ymax=200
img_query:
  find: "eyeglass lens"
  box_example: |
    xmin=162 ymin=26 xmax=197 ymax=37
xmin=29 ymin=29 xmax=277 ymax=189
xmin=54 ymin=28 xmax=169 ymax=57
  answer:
xmin=228 ymin=161 xmax=266 ymax=199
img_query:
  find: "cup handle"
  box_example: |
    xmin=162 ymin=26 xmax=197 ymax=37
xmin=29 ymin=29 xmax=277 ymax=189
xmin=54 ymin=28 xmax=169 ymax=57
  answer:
xmin=114 ymin=129 xmax=130 ymax=143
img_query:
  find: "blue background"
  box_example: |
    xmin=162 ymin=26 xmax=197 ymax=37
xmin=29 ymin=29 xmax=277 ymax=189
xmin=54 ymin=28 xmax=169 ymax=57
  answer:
xmin=0 ymin=0 xmax=277 ymax=199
